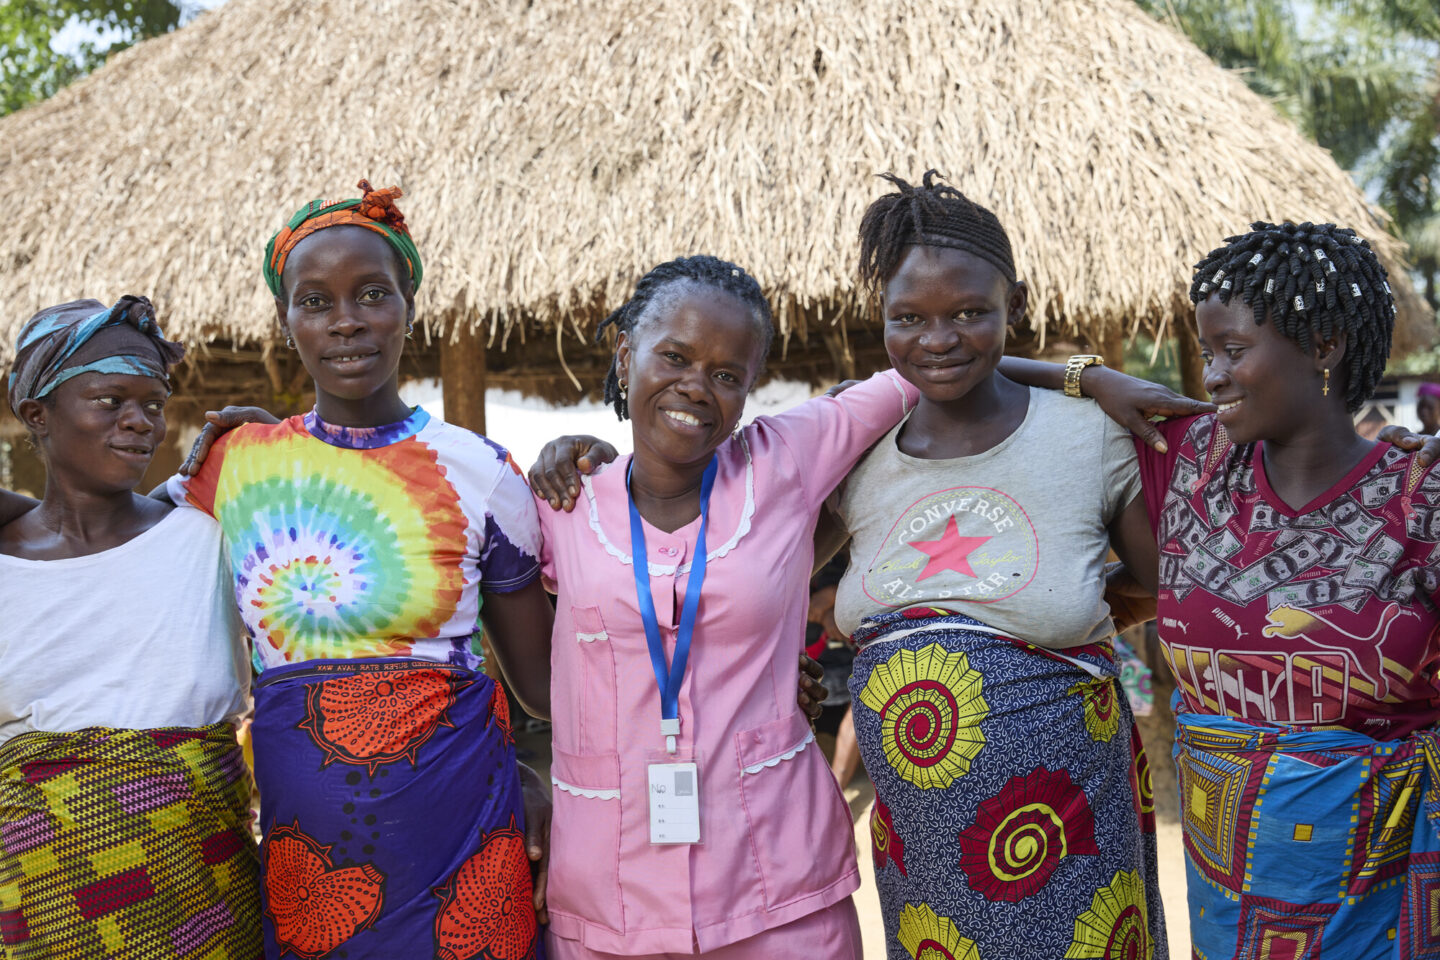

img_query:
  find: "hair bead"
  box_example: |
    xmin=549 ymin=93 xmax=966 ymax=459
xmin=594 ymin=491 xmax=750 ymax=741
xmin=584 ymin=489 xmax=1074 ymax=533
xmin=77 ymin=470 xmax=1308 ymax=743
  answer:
xmin=1190 ymin=221 xmax=1395 ymax=414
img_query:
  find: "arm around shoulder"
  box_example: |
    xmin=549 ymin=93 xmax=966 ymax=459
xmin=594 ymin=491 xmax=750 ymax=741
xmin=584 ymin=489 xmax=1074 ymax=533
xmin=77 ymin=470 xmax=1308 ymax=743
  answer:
xmin=0 ymin=489 xmax=38 ymax=526
xmin=768 ymin=370 xmax=916 ymax=510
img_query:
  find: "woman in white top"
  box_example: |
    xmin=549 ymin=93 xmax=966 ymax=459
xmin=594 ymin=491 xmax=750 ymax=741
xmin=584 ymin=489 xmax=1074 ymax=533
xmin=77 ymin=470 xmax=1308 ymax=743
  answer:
xmin=0 ymin=296 xmax=259 ymax=960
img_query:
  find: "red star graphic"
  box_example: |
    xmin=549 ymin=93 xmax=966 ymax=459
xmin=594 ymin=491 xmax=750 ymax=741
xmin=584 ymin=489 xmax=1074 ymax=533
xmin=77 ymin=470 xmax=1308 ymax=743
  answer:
xmin=908 ymin=516 xmax=992 ymax=582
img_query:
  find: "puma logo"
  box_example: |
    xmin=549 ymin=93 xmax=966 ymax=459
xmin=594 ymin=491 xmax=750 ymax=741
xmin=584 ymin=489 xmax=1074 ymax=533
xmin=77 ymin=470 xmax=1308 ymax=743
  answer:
xmin=1262 ymin=603 xmax=1413 ymax=700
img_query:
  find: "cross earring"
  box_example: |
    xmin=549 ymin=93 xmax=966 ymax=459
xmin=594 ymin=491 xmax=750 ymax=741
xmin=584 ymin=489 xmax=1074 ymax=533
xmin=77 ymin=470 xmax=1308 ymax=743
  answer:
xmin=1322 ymin=368 xmax=1330 ymax=396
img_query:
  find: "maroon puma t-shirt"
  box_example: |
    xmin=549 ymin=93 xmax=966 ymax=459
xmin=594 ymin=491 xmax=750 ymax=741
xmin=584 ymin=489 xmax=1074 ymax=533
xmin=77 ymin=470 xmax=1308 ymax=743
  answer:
xmin=1137 ymin=414 xmax=1440 ymax=739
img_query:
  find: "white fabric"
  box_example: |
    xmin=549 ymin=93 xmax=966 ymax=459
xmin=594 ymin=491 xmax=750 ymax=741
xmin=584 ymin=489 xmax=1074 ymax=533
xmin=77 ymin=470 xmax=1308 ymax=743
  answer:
xmin=0 ymin=508 xmax=249 ymax=746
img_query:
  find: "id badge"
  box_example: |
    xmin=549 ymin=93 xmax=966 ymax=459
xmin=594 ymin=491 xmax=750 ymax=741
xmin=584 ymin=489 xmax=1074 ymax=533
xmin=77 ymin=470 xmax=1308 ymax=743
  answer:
xmin=648 ymin=762 xmax=701 ymax=844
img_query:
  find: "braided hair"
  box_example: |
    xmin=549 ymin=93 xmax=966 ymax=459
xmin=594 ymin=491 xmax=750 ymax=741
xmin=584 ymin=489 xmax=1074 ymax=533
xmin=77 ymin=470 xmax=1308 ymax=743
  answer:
xmin=858 ymin=170 xmax=1016 ymax=292
xmin=596 ymin=255 xmax=774 ymax=420
xmin=1189 ymin=222 xmax=1395 ymax=413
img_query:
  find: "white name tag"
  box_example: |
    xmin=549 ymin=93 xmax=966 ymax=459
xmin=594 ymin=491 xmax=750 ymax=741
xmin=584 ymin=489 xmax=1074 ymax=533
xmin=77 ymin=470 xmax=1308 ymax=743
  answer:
xmin=648 ymin=762 xmax=701 ymax=844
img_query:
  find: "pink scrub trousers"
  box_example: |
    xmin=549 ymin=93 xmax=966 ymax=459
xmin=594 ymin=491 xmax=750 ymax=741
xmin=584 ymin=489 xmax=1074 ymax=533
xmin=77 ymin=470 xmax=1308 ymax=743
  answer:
xmin=545 ymin=897 xmax=862 ymax=959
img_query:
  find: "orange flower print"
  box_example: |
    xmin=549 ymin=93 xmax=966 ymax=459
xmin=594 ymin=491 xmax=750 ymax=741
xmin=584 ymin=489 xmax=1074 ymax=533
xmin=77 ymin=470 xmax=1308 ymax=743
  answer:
xmin=432 ymin=816 xmax=538 ymax=960
xmin=490 ymin=686 xmax=514 ymax=747
xmin=298 ymin=668 xmax=464 ymax=774
xmin=264 ymin=820 xmax=385 ymax=959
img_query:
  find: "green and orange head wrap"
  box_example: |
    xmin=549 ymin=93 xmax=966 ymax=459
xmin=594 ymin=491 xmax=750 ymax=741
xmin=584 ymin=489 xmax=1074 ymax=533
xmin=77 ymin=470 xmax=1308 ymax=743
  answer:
xmin=264 ymin=179 xmax=424 ymax=297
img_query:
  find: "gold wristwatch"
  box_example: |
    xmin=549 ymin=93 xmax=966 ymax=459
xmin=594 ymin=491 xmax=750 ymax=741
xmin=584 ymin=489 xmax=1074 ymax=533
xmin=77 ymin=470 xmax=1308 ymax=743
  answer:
xmin=1063 ymin=355 xmax=1104 ymax=398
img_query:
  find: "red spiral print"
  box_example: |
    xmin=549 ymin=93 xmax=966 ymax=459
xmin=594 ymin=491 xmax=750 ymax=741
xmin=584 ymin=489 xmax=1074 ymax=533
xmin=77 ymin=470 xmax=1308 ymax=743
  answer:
xmin=870 ymin=799 xmax=908 ymax=877
xmin=298 ymin=668 xmax=464 ymax=773
xmin=887 ymin=680 xmax=960 ymax=769
xmin=432 ymin=816 xmax=537 ymax=960
xmin=1129 ymin=725 xmax=1155 ymax=833
xmin=264 ymin=821 xmax=385 ymax=959
xmin=957 ymin=768 xmax=1099 ymax=902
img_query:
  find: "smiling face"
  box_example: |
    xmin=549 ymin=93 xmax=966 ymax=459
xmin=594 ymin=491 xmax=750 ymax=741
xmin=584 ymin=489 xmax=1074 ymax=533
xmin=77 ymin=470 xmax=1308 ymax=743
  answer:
xmin=276 ymin=226 xmax=414 ymax=426
xmin=616 ymin=285 xmax=767 ymax=469
xmin=1196 ymin=293 xmax=1335 ymax=445
xmin=20 ymin=372 xmax=169 ymax=493
xmin=882 ymin=245 xmax=1026 ymax=403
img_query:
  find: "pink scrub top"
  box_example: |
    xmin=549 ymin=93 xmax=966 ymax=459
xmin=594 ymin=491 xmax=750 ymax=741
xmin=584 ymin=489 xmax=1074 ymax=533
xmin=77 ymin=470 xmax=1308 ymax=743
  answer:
xmin=538 ymin=371 xmax=915 ymax=954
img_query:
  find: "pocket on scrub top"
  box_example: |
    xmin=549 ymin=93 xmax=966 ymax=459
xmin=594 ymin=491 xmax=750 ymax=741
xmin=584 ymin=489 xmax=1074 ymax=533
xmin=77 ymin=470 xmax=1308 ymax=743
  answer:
xmin=556 ymin=604 xmax=618 ymax=754
xmin=735 ymin=711 xmax=853 ymax=909
xmin=547 ymin=745 xmax=624 ymax=932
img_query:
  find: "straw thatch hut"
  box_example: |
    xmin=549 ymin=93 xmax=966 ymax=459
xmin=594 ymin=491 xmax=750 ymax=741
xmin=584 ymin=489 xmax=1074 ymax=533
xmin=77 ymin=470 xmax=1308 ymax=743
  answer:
xmin=0 ymin=0 xmax=1432 ymax=441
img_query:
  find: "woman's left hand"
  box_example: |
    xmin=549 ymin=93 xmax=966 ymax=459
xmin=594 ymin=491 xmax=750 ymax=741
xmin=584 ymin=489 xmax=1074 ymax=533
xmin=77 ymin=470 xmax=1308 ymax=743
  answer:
xmin=798 ymin=653 xmax=828 ymax=721
xmin=180 ymin=405 xmax=282 ymax=476
xmin=1104 ymin=560 xmax=1157 ymax=632
xmin=1377 ymin=425 xmax=1440 ymax=468
xmin=529 ymin=436 xmax=620 ymax=512
xmin=519 ymin=761 xmax=552 ymax=924
xmin=1082 ymin=366 xmax=1216 ymax=453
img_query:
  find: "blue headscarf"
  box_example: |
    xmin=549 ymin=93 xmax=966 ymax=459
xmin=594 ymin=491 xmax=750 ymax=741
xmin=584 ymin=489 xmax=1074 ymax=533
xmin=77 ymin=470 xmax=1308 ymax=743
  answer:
xmin=7 ymin=295 xmax=185 ymax=416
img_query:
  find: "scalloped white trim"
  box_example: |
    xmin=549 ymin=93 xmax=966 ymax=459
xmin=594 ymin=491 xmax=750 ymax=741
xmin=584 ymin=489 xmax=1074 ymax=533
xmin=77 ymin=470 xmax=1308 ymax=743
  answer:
xmin=575 ymin=631 xmax=608 ymax=644
xmin=581 ymin=434 xmax=756 ymax=575
xmin=551 ymin=775 xmax=619 ymax=800
xmin=741 ymin=730 xmax=816 ymax=775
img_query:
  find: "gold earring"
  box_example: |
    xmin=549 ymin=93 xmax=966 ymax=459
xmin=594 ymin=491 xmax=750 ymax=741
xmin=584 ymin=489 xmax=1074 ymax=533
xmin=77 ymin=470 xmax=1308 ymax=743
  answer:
xmin=619 ymin=380 xmax=628 ymax=400
xmin=1323 ymin=368 xmax=1330 ymax=396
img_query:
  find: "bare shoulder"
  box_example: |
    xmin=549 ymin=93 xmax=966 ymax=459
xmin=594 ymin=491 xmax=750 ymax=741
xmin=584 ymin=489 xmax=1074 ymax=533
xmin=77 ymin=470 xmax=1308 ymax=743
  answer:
xmin=0 ymin=489 xmax=38 ymax=527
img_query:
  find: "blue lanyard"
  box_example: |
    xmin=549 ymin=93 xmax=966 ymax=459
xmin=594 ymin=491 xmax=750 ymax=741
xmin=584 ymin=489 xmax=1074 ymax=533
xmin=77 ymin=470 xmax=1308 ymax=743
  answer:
xmin=627 ymin=456 xmax=718 ymax=754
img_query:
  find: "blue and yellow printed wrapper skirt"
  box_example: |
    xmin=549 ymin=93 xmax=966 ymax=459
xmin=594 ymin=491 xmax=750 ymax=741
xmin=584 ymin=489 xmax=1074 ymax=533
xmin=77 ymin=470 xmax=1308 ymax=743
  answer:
xmin=1175 ymin=701 xmax=1440 ymax=959
xmin=850 ymin=608 xmax=1166 ymax=960
xmin=252 ymin=658 xmax=542 ymax=960
xmin=0 ymin=723 xmax=262 ymax=959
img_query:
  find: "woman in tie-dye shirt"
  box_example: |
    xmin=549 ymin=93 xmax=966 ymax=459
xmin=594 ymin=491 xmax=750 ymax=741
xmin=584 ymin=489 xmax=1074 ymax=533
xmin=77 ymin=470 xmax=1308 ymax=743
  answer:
xmin=167 ymin=182 xmax=554 ymax=960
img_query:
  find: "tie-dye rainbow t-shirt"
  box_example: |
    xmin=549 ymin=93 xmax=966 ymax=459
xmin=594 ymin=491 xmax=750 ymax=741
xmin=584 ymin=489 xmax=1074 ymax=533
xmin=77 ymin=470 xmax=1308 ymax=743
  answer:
xmin=167 ymin=407 xmax=541 ymax=672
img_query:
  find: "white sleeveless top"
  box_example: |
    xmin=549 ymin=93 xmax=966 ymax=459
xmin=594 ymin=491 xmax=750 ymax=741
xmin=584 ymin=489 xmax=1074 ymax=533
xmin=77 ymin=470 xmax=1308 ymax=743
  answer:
xmin=0 ymin=508 xmax=249 ymax=746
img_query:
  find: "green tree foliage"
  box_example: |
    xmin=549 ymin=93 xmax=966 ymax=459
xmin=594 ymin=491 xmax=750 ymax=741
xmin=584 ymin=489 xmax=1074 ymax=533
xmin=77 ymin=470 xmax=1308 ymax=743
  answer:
xmin=0 ymin=0 xmax=182 ymax=115
xmin=1138 ymin=0 xmax=1440 ymax=308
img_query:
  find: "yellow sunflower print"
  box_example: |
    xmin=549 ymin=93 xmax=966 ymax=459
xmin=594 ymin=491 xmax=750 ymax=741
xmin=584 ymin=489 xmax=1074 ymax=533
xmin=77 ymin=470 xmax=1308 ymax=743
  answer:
xmin=1065 ymin=869 xmax=1152 ymax=959
xmin=896 ymin=902 xmax=982 ymax=960
xmin=1068 ymin=676 xmax=1121 ymax=743
xmin=859 ymin=643 xmax=989 ymax=790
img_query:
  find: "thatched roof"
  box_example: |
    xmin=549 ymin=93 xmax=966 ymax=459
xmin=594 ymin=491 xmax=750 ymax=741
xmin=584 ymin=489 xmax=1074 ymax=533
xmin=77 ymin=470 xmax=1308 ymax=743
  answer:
xmin=0 ymin=0 xmax=1432 ymax=366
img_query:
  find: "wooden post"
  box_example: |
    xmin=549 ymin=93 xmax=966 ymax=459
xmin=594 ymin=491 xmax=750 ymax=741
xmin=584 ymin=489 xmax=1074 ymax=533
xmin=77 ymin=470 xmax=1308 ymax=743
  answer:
xmin=1099 ymin=323 xmax=1127 ymax=373
xmin=440 ymin=324 xmax=488 ymax=435
xmin=1173 ymin=317 xmax=1207 ymax=399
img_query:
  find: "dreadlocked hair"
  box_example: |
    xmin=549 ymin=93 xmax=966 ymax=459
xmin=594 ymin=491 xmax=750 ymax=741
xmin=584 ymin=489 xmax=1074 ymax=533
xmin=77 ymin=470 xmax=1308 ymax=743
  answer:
xmin=858 ymin=170 xmax=1016 ymax=292
xmin=1189 ymin=221 xmax=1395 ymax=413
xmin=596 ymin=255 xmax=774 ymax=421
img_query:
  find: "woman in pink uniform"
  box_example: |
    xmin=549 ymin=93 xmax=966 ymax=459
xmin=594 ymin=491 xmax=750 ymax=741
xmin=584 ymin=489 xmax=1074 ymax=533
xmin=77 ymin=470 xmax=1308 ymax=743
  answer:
xmin=524 ymin=254 xmax=1208 ymax=959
